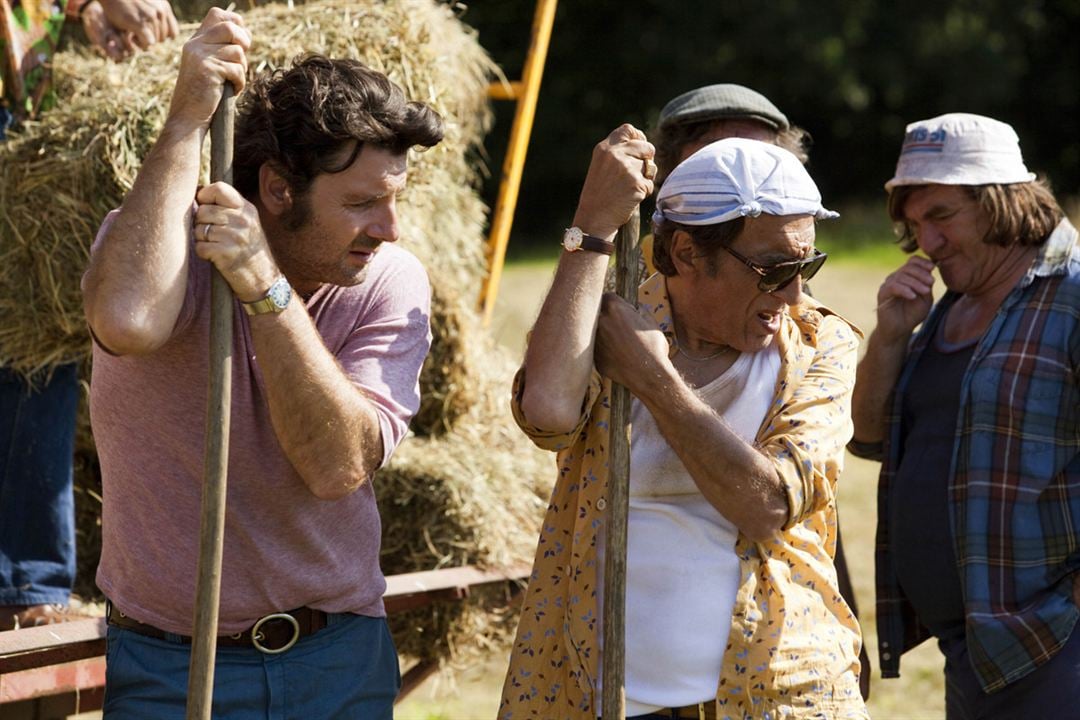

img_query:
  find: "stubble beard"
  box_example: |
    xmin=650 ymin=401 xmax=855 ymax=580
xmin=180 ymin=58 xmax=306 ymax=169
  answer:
xmin=274 ymin=195 xmax=374 ymax=290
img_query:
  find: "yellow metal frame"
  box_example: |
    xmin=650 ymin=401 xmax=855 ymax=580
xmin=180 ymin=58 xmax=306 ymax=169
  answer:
xmin=478 ymin=0 xmax=558 ymax=325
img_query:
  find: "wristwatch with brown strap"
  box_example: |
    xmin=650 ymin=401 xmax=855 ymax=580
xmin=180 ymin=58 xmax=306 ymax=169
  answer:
xmin=562 ymin=226 xmax=615 ymax=256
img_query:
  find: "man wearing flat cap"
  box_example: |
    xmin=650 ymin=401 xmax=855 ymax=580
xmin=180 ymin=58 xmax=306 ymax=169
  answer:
xmin=643 ymin=84 xmax=872 ymax=699
xmin=500 ymin=131 xmax=868 ymax=719
xmin=850 ymin=113 xmax=1080 ymax=716
xmin=640 ymin=84 xmax=812 ymax=276
xmin=653 ymin=83 xmax=810 ymax=182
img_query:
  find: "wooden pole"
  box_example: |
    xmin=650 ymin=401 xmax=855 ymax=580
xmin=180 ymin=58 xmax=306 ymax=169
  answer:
xmin=601 ymin=209 xmax=640 ymax=720
xmin=186 ymin=85 xmax=236 ymax=720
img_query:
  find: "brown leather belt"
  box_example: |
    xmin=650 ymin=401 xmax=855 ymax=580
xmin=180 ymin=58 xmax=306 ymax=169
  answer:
xmin=106 ymin=604 xmax=329 ymax=654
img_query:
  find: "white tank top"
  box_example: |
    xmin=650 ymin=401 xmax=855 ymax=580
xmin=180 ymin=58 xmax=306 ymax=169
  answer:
xmin=621 ymin=340 xmax=780 ymax=716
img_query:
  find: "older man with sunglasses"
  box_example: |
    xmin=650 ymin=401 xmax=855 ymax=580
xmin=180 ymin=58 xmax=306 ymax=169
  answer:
xmin=500 ymin=133 xmax=867 ymax=720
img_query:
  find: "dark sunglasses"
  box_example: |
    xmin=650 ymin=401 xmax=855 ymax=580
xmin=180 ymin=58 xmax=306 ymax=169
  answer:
xmin=722 ymin=246 xmax=828 ymax=293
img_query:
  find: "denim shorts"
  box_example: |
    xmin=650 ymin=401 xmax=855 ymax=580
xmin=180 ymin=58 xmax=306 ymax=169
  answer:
xmin=103 ymin=612 xmax=400 ymax=719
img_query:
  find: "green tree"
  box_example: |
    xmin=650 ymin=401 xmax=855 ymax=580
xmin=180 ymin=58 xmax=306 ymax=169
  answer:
xmin=464 ymin=0 xmax=1078 ymax=248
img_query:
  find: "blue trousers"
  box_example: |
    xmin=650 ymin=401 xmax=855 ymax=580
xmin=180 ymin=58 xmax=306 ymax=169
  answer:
xmin=942 ymin=621 xmax=1080 ymax=719
xmin=0 ymin=364 xmax=78 ymax=605
xmin=104 ymin=613 xmax=401 ymax=719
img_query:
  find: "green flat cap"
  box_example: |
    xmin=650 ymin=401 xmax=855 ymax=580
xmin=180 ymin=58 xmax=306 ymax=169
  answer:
xmin=658 ymin=84 xmax=789 ymax=131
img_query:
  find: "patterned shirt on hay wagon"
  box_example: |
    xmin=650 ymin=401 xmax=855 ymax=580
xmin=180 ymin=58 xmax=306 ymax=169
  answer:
xmin=499 ymin=271 xmax=869 ymax=720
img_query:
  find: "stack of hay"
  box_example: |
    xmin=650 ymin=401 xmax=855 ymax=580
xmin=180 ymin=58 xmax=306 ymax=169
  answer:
xmin=0 ymin=0 xmax=553 ymax=672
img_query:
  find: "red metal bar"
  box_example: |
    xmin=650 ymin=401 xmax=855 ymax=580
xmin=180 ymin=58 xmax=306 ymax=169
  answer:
xmin=384 ymin=587 xmax=469 ymax=614
xmin=0 ymin=564 xmax=533 ymax=705
xmin=0 ymin=657 xmax=105 ymax=704
xmin=383 ymin=562 xmax=531 ymax=598
xmin=0 ymin=619 xmax=106 ymax=674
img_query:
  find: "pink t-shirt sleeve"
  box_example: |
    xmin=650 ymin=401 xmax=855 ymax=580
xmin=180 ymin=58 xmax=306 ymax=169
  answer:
xmin=83 ymin=207 xmax=204 ymax=349
xmin=327 ymin=247 xmax=432 ymax=467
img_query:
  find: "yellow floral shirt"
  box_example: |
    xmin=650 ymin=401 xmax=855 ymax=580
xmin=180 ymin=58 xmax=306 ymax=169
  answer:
xmin=500 ymin=272 xmax=868 ymax=720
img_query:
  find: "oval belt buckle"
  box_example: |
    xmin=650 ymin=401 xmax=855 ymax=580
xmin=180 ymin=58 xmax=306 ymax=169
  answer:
xmin=251 ymin=612 xmax=300 ymax=654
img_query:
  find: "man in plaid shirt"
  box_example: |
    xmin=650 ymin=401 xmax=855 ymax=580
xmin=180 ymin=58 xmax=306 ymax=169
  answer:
xmin=850 ymin=112 xmax=1079 ymax=717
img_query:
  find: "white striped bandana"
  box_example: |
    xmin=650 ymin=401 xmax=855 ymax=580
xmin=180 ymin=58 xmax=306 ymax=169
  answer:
xmin=653 ymin=137 xmax=838 ymax=227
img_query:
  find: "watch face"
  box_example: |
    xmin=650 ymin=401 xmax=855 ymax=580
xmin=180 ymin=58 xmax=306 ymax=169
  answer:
xmin=267 ymin=278 xmax=292 ymax=309
xmin=563 ymin=227 xmax=583 ymax=251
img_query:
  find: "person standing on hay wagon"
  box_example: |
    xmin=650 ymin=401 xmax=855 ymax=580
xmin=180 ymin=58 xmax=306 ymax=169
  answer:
xmin=500 ymin=131 xmax=868 ymax=719
xmin=80 ymin=9 xmax=442 ymax=717
xmin=0 ymin=0 xmax=176 ymax=632
xmin=849 ymin=113 xmax=1080 ymax=718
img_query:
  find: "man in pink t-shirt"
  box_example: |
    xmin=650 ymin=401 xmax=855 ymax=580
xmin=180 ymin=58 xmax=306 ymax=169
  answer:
xmin=80 ymin=10 xmax=444 ymax=718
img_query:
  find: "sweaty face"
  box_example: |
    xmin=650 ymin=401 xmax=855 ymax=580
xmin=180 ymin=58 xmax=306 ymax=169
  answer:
xmin=270 ymin=145 xmax=408 ymax=296
xmin=687 ymin=214 xmax=816 ymax=353
xmin=900 ymin=184 xmax=1003 ymax=294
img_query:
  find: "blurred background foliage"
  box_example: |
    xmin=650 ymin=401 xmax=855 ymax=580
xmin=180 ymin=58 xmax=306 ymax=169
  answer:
xmin=459 ymin=0 xmax=1079 ymax=251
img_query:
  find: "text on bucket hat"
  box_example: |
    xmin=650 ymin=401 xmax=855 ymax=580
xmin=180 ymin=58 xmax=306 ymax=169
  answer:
xmin=653 ymin=137 xmax=837 ymax=227
xmin=658 ymin=84 xmax=789 ymax=132
xmin=884 ymin=112 xmax=1036 ymax=191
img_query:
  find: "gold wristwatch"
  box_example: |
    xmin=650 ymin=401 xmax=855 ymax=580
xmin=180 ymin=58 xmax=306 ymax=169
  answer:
xmin=241 ymin=276 xmax=292 ymax=315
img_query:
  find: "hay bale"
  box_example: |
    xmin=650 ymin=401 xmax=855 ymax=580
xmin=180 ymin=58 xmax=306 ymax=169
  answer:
xmin=378 ymin=417 xmax=550 ymax=664
xmin=381 ymin=311 xmax=551 ymax=577
xmin=387 ymin=294 xmax=553 ymax=664
xmin=377 ymin=308 xmax=552 ymax=665
xmin=413 ymin=280 xmax=478 ymax=436
xmin=0 ymin=0 xmax=500 ymax=377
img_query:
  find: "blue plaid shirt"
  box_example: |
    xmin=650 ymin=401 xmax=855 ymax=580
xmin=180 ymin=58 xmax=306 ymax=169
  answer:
xmin=864 ymin=219 xmax=1080 ymax=693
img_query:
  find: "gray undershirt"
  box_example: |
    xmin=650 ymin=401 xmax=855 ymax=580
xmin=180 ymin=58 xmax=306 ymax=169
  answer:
xmin=890 ymin=318 xmax=976 ymax=641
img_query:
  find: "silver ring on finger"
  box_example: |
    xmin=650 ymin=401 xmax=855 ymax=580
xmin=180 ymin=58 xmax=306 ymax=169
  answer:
xmin=203 ymin=223 xmax=213 ymax=241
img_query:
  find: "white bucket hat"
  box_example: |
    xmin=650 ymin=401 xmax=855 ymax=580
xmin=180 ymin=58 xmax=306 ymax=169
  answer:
xmin=653 ymin=137 xmax=837 ymax=227
xmin=884 ymin=112 xmax=1036 ymax=191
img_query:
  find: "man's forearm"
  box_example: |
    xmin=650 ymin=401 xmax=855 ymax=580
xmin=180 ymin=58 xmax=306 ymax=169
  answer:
xmin=249 ymin=298 xmax=383 ymax=500
xmin=521 ymin=124 xmax=654 ymax=432
xmin=640 ymin=372 xmax=788 ymax=542
xmin=83 ymin=122 xmax=204 ymax=354
xmin=851 ymin=329 xmax=909 ymax=446
xmin=520 ymin=249 xmax=609 ymax=432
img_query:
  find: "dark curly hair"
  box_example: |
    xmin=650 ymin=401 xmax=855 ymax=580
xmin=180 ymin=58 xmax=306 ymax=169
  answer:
xmin=651 ymin=216 xmax=746 ymax=277
xmin=653 ymin=121 xmax=811 ymax=186
xmin=233 ymin=54 xmax=444 ymax=201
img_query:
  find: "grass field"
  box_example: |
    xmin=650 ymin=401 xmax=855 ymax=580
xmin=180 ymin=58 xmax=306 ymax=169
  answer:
xmin=398 ymin=237 xmax=950 ymax=719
